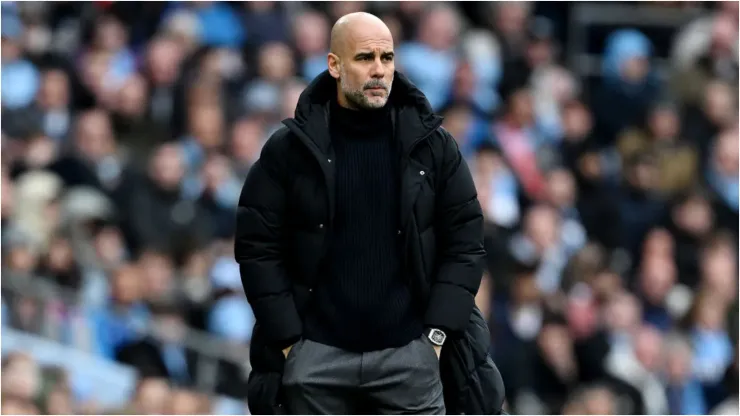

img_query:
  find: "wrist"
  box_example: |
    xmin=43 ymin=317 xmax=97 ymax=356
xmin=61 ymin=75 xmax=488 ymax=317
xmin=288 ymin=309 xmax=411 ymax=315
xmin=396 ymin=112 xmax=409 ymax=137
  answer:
xmin=282 ymin=344 xmax=293 ymax=358
xmin=275 ymin=335 xmax=301 ymax=351
xmin=424 ymin=327 xmax=447 ymax=347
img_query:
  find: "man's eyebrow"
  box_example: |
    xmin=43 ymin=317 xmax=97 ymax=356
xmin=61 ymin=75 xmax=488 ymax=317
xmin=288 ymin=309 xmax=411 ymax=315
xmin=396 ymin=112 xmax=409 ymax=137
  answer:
xmin=354 ymin=52 xmax=375 ymax=59
xmin=353 ymin=51 xmax=395 ymax=59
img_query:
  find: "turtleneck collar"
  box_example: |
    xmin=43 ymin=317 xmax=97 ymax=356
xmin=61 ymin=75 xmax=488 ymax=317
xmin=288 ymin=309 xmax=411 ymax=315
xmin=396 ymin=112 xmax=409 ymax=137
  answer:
xmin=330 ymin=98 xmax=391 ymax=137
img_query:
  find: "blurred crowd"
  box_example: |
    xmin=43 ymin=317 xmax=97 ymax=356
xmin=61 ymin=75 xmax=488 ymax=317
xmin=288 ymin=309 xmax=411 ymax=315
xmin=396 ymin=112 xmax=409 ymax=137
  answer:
xmin=0 ymin=1 xmax=738 ymax=415
xmin=2 ymin=351 xmax=214 ymax=415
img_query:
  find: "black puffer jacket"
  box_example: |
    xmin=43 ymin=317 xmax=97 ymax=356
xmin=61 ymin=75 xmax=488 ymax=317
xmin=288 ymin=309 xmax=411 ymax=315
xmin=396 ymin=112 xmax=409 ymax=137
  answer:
xmin=236 ymin=71 xmax=505 ymax=414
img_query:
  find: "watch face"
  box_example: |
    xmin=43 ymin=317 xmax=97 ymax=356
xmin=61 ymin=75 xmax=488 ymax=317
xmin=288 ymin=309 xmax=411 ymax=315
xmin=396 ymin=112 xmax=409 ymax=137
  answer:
xmin=430 ymin=330 xmax=446 ymax=345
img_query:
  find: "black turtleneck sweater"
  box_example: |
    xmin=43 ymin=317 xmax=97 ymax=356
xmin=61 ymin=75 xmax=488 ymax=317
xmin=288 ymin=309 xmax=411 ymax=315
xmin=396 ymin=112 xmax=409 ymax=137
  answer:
xmin=303 ymin=101 xmax=422 ymax=352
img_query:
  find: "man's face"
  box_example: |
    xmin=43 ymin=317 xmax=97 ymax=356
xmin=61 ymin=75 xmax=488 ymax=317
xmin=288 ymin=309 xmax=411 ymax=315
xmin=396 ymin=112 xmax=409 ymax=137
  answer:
xmin=136 ymin=378 xmax=170 ymax=415
xmin=117 ymin=75 xmax=148 ymax=118
xmin=714 ymin=129 xmax=739 ymax=176
xmin=76 ymin=111 xmax=114 ymax=161
xmin=1 ymin=37 xmax=21 ymax=62
xmin=330 ymin=25 xmax=395 ymax=110
xmin=148 ymin=38 xmax=182 ymax=85
xmin=112 ymin=265 xmax=142 ymax=305
xmin=294 ymin=13 xmax=329 ymax=56
xmin=169 ymin=390 xmax=203 ymax=414
xmin=510 ymin=89 xmax=534 ymax=125
xmin=151 ymin=144 xmax=185 ymax=190
xmin=258 ymin=42 xmax=294 ymax=82
xmin=635 ymin=326 xmax=664 ymax=372
xmin=39 ymin=69 xmax=70 ymax=109
xmin=562 ymin=103 xmax=592 ymax=140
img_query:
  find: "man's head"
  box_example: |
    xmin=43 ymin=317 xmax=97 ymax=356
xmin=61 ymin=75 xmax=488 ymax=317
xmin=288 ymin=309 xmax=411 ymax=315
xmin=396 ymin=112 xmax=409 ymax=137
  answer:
xmin=75 ymin=109 xmax=115 ymax=162
xmin=168 ymin=389 xmax=205 ymax=414
xmin=1 ymin=353 xmax=40 ymax=401
xmin=111 ymin=264 xmax=143 ymax=306
xmin=328 ymin=12 xmax=395 ymax=110
xmin=133 ymin=377 xmax=171 ymax=415
xmin=294 ymin=11 xmax=330 ymax=57
xmin=37 ymin=68 xmax=70 ymax=110
xmin=149 ymin=143 xmax=185 ymax=191
xmin=634 ymin=325 xmax=664 ymax=372
xmin=604 ymin=290 xmax=642 ymax=334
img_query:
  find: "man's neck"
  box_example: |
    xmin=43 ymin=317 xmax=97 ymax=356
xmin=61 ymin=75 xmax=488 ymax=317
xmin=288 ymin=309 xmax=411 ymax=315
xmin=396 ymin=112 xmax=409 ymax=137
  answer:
xmin=336 ymin=91 xmax=363 ymax=111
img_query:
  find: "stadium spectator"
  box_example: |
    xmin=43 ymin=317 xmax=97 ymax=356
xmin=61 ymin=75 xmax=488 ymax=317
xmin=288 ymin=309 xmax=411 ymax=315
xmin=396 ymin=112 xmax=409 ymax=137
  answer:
xmin=0 ymin=2 xmax=736 ymax=414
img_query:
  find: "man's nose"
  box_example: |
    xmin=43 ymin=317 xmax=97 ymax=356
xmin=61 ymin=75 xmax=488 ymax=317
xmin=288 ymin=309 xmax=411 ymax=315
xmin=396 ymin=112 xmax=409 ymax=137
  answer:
xmin=370 ymin=58 xmax=385 ymax=78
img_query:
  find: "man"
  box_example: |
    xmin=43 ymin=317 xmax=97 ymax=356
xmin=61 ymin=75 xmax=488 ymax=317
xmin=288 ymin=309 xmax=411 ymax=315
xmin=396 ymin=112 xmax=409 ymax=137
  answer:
xmin=236 ymin=12 xmax=486 ymax=414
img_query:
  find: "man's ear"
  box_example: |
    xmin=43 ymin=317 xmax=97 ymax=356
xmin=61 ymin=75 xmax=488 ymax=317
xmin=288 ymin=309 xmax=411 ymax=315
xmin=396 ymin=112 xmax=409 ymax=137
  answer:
xmin=327 ymin=53 xmax=341 ymax=79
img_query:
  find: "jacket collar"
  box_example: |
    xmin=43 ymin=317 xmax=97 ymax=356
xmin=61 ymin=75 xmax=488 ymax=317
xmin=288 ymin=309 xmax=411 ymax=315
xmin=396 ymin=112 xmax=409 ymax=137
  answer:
xmin=284 ymin=70 xmax=443 ymax=156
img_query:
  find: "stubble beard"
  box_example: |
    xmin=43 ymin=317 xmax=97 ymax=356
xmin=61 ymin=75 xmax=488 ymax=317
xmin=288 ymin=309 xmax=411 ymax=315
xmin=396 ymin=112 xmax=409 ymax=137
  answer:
xmin=339 ymin=65 xmax=393 ymax=110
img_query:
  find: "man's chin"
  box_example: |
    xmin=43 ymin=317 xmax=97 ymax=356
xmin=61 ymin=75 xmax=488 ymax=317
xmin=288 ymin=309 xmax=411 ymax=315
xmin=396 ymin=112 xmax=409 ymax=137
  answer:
xmin=363 ymin=95 xmax=388 ymax=109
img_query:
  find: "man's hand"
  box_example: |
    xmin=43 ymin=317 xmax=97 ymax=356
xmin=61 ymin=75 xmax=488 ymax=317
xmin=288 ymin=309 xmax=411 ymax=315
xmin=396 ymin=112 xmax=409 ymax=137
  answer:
xmin=433 ymin=345 xmax=442 ymax=359
xmin=282 ymin=344 xmax=293 ymax=358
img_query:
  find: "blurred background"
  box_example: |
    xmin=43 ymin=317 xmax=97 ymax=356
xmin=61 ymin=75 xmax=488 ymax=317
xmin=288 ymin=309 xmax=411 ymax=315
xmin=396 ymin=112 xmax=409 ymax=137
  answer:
xmin=0 ymin=1 xmax=738 ymax=415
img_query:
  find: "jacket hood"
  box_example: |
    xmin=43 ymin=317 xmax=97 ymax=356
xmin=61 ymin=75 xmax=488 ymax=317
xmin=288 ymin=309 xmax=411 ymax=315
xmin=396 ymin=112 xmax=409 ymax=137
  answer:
xmin=294 ymin=70 xmax=438 ymax=125
xmin=285 ymin=70 xmax=443 ymax=153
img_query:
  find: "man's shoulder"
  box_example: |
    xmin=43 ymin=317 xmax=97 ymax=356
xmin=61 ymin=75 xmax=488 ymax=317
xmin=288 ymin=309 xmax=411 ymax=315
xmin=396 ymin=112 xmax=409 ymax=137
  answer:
xmin=431 ymin=125 xmax=456 ymax=146
xmin=259 ymin=123 xmax=307 ymax=163
xmin=423 ymin=125 xmax=461 ymax=159
xmin=262 ymin=124 xmax=295 ymax=153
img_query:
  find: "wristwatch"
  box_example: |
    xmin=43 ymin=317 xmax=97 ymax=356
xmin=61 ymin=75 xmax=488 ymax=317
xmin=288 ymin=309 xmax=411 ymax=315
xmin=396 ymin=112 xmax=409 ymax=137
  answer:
xmin=425 ymin=328 xmax=447 ymax=346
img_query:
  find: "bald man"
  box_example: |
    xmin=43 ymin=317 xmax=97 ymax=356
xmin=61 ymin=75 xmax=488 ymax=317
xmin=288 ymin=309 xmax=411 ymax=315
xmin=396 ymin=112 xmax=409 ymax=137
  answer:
xmin=237 ymin=12 xmax=485 ymax=414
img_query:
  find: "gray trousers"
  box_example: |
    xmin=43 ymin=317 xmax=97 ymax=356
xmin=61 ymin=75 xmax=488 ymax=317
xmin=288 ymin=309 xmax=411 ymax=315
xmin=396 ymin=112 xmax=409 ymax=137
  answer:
xmin=282 ymin=336 xmax=445 ymax=415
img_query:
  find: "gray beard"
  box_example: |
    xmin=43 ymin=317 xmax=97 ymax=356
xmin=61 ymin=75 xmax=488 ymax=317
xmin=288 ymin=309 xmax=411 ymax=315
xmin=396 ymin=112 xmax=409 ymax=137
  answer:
xmin=339 ymin=66 xmax=393 ymax=110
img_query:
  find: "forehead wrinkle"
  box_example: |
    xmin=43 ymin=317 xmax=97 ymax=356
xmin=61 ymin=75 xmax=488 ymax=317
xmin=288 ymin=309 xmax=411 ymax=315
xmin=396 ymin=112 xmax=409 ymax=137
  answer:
xmin=352 ymin=37 xmax=393 ymax=54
